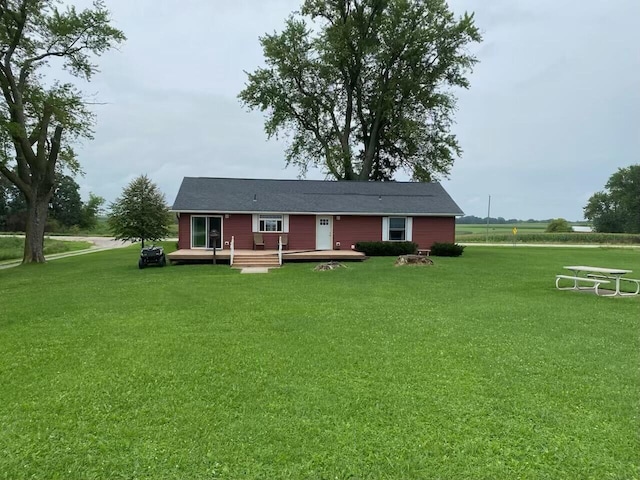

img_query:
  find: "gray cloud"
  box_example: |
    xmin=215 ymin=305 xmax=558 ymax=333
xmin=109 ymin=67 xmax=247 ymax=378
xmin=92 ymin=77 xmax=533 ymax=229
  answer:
xmin=66 ymin=0 xmax=638 ymax=220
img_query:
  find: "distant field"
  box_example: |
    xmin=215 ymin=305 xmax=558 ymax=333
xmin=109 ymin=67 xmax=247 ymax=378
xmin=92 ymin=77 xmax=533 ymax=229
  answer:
xmin=456 ymin=223 xmax=548 ymax=236
xmin=455 ymin=223 xmax=640 ymax=245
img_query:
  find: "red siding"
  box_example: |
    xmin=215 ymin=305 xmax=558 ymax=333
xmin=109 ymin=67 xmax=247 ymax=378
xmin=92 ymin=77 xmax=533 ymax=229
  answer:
xmin=178 ymin=213 xmax=191 ymax=249
xmin=333 ymin=216 xmax=382 ymax=249
xmin=177 ymin=213 xmax=253 ymax=249
xmin=176 ymin=213 xmax=455 ymax=251
xmin=288 ymin=215 xmax=316 ymax=249
xmin=222 ymin=214 xmax=253 ymax=249
xmin=412 ymin=216 xmax=456 ymax=248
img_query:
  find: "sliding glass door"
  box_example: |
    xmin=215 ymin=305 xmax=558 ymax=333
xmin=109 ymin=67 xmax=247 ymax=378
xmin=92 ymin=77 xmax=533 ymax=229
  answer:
xmin=191 ymin=216 xmax=223 ymax=249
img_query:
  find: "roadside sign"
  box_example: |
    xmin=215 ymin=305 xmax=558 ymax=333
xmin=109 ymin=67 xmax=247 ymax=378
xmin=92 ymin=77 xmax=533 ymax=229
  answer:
xmin=512 ymin=227 xmax=518 ymax=235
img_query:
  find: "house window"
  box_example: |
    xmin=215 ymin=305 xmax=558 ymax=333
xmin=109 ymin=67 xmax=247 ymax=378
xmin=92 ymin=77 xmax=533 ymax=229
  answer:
xmin=388 ymin=217 xmax=406 ymax=241
xmin=259 ymin=215 xmax=283 ymax=232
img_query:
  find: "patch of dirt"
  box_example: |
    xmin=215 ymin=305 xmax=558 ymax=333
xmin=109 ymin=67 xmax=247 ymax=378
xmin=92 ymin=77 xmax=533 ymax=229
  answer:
xmin=395 ymin=254 xmax=434 ymax=266
xmin=314 ymin=261 xmax=346 ymax=271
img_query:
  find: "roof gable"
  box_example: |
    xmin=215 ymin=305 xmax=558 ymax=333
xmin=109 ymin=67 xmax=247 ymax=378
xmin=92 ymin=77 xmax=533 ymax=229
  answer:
xmin=171 ymin=177 xmax=463 ymax=216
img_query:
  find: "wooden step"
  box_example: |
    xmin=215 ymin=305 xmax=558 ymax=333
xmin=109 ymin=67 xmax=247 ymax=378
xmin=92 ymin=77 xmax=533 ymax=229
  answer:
xmin=232 ymin=254 xmax=280 ymax=268
xmin=233 ymin=261 xmax=280 ymax=267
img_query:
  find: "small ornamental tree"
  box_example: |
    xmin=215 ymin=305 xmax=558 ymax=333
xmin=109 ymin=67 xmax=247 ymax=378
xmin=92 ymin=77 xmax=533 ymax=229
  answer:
xmin=108 ymin=175 xmax=172 ymax=248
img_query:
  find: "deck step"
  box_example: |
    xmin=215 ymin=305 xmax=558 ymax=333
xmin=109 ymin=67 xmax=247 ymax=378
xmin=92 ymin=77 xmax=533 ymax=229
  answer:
xmin=232 ymin=254 xmax=280 ymax=268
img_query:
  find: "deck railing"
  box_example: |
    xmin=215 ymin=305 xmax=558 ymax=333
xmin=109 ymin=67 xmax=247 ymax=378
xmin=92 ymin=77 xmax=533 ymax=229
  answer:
xmin=230 ymin=236 xmax=235 ymax=266
xmin=278 ymin=236 xmax=283 ymax=265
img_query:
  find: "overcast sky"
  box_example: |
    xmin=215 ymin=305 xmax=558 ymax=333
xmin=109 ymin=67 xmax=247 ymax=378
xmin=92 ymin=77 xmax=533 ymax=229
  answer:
xmin=68 ymin=0 xmax=640 ymax=220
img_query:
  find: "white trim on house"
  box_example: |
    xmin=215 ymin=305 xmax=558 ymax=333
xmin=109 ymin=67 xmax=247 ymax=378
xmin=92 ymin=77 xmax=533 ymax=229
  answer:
xmin=251 ymin=214 xmax=290 ymax=233
xmin=190 ymin=215 xmax=224 ymax=250
xmin=315 ymin=216 xmax=333 ymax=250
xmin=382 ymin=216 xmax=412 ymax=242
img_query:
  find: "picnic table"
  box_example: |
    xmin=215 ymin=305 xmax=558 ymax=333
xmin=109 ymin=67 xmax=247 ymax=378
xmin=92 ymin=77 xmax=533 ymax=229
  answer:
xmin=557 ymin=265 xmax=640 ymax=297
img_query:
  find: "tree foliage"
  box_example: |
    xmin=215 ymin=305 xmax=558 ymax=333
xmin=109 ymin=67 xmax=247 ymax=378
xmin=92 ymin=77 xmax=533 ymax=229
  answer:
xmin=50 ymin=173 xmax=81 ymax=227
xmin=584 ymin=165 xmax=640 ymax=234
xmin=80 ymin=191 xmax=104 ymax=230
xmin=108 ymin=175 xmax=172 ymax=248
xmin=0 ymin=171 xmax=103 ymax=231
xmin=0 ymin=0 xmax=125 ymax=262
xmin=240 ymin=0 xmax=481 ymax=181
xmin=545 ymin=218 xmax=572 ymax=233
xmin=0 ymin=173 xmax=10 ymax=228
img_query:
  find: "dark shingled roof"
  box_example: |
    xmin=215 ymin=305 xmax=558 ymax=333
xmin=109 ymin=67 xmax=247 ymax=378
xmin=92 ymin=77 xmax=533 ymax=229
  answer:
xmin=171 ymin=177 xmax=464 ymax=216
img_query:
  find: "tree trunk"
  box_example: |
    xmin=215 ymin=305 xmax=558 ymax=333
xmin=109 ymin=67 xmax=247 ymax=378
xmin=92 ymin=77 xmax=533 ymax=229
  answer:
xmin=23 ymin=194 xmax=51 ymax=263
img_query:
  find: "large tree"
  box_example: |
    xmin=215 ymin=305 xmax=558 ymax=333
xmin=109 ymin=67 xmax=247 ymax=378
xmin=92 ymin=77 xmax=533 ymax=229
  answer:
xmin=0 ymin=173 xmax=9 ymax=228
xmin=108 ymin=175 xmax=172 ymax=248
xmin=239 ymin=0 xmax=480 ymax=181
xmin=584 ymin=164 xmax=640 ymax=234
xmin=0 ymin=0 xmax=125 ymax=263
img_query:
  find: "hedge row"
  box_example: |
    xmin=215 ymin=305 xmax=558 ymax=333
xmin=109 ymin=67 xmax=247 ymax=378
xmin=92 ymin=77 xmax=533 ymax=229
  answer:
xmin=354 ymin=241 xmax=466 ymax=257
xmin=354 ymin=241 xmax=418 ymax=256
xmin=431 ymin=242 xmax=465 ymax=257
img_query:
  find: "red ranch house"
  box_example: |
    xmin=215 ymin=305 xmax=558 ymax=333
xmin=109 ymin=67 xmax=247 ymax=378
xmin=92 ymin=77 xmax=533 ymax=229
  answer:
xmin=169 ymin=177 xmax=463 ymax=266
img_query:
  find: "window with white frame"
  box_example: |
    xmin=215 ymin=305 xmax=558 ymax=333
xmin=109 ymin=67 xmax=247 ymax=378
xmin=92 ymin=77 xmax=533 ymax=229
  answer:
xmin=388 ymin=217 xmax=406 ymax=241
xmin=382 ymin=217 xmax=412 ymax=241
xmin=259 ymin=214 xmax=283 ymax=232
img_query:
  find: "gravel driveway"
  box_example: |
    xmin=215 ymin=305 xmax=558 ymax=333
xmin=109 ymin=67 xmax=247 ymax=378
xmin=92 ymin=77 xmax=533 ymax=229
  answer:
xmin=0 ymin=235 xmax=140 ymax=269
xmin=51 ymin=235 xmax=133 ymax=249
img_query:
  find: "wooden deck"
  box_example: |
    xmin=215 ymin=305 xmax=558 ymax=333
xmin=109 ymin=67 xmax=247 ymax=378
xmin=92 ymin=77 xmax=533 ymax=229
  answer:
xmin=168 ymin=248 xmax=366 ymax=263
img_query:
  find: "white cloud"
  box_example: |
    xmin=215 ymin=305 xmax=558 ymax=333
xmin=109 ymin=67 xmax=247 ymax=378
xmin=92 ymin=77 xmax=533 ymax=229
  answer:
xmin=65 ymin=0 xmax=639 ymax=220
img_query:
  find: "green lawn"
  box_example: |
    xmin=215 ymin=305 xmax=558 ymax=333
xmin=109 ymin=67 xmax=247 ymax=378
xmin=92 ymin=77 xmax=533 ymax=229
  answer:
xmin=0 ymin=245 xmax=638 ymax=479
xmin=0 ymin=236 xmax=92 ymax=262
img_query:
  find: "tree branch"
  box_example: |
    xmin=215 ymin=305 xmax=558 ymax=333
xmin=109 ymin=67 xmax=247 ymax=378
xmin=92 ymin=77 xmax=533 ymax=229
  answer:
xmin=36 ymin=104 xmax=53 ymax=163
xmin=46 ymin=125 xmax=63 ymax=182
xmin=0 ymin=161 xmax=28 ymax=194
xmin=3 ymin=0 xmax=28 ymax=61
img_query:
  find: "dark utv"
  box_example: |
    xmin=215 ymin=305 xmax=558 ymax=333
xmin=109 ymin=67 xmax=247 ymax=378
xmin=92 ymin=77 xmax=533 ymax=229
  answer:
xmin=139 ymin=245 xmax=166 ymax=269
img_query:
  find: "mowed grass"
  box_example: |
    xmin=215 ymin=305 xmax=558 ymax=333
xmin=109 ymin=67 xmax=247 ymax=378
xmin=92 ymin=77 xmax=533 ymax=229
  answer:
xmin=0 ymin=236 xmax=92 ymax=262
xmin=0 ymin=245 xmax=638 ymax=479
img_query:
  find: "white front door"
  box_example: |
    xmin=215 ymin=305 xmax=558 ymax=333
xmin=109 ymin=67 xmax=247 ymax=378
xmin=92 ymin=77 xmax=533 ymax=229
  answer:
xmin=316 ymin=216 xmax=333 ymax=250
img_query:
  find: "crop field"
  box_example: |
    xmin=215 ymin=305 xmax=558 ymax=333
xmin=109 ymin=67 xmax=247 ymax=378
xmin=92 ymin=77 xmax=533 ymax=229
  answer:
xmin=456 ymin=223 xmax=548 ymax=236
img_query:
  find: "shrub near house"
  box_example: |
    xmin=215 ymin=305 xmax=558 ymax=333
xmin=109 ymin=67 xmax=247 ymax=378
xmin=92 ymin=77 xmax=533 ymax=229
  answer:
xmin=354 ymin=241 xmax=418 ymax=256
xmin=431 ymin=243 xmax=465 ymax=257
